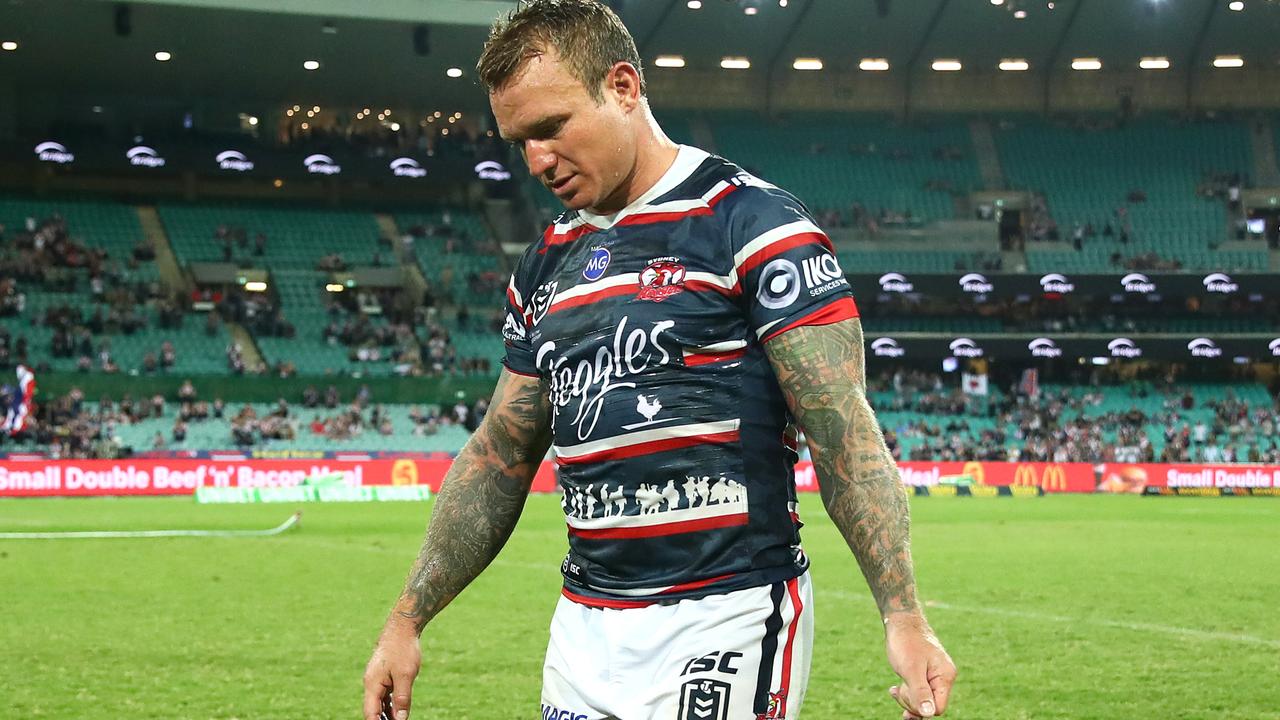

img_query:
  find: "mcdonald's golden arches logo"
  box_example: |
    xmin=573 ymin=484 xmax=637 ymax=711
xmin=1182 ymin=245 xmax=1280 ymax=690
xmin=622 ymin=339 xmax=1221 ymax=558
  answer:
xmin=391 ymin=459 xmax=419 ymax=486
xmin=1012 ymin=464 xmax=1068 ymax=492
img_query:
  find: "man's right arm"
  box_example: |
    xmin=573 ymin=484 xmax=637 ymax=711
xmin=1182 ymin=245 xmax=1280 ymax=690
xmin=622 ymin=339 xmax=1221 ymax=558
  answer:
xmin=363 ymin=369 xmax=552 ymax=720
xmin=389 ymin=369 xmax=553 ymax=632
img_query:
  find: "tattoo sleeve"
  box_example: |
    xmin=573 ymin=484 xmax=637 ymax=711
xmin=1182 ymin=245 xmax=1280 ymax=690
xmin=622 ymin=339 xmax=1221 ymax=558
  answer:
xmin=764 ymin=318 xmax=921 ymax=620
xmin=391 ymin=369 xmax=553 ymax=634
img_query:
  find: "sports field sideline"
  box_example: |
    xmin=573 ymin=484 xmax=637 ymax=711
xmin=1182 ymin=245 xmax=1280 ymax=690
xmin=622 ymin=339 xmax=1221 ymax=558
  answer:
xmin=2 ymin=494 xmax=1276 ymax=719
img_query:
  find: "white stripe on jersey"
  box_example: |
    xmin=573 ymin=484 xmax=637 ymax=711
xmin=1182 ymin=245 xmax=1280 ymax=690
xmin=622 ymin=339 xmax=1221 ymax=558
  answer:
xmin=554 ymin=419 xmax=740 ymax=461
xmin=732 ymin=219 xmax=824 ymax=272
xmin=682 ymin=339 xmax=749 ymax=358
xmin=507 ymin=275 xmax=524 ymax=309
xmin=549 ymin=272 xmax=639 ymax=309
xmin=566 ymin=498 xmax=748 ymax=532
xmin=684 ymin=269 xmax=739 ymax=291
xmin=755 ymin=317 xmax=787 ymax=340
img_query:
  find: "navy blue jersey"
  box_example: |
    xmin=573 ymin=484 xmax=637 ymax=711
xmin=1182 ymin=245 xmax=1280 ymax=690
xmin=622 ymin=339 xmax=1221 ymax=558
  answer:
xmin=502 ymin=146 xmax=858 ymax=607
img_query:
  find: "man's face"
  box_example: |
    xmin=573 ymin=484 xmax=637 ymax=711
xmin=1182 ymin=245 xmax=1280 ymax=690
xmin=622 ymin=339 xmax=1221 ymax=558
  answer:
xmin=490 ymin=50 xmax=636 ymax=213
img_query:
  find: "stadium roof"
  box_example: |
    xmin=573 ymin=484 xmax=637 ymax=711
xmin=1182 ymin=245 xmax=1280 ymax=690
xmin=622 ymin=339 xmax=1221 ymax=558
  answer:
xmin=0 ymin=0 xmax=1277 ymax=111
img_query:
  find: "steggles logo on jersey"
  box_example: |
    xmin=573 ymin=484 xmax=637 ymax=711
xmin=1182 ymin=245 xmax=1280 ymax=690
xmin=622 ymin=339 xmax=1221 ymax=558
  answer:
xmin=528 ymin=281 xmax=558 ymax=328
xmin=537 ymin=316 xmax=677 ymax=440
xmin=678 ymin=678 xmax=731 ymax=720
xmin=638 ymin=258 xmax=687 ymax=302
xmin=757 ymin=258 xmax=802 ymax=310
xmin=583 ymin=247 xmax=611 ymax=281
xmin=801 ymin=254 xmax=849 ymax=297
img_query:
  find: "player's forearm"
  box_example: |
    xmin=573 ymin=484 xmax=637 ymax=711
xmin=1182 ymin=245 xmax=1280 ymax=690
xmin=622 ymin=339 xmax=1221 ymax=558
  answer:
xmin=765 ymin=320 xmax=921 ymax=620
xmin=806 ymin=394 xmax=921 ymax=620
xmin=391 ymin=376 xmax=551 ymax=634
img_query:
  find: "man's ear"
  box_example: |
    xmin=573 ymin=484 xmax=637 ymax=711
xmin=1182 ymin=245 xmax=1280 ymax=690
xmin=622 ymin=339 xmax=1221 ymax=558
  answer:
xmin=604 ymin=61 xmax=642 ymax=111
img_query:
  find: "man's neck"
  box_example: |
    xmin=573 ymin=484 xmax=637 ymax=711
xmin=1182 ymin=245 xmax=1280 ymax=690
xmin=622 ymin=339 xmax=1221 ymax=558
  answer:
xmin=589 ymin=130 xmax=681 ymax=217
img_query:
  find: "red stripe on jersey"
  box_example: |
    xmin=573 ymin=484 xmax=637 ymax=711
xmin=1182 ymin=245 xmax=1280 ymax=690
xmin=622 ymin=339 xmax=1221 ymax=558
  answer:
xmin=506 ymin=287 xmax=521 ymax=312
xmin=539 ymin=222 xmax=598 ymax=254
xmin=779 ymin=577 xmax=804 ymax=716
xmin=617 ymin=206 xmax=714 ymax=227
xmin=501 ymin=365 xmax=540 ymax=379
xmin=683 ymin=279 xmax=737 ymax=297
xmin=660 ymin=573 xmax=738 ymax=595
xmin=549 ymin=283 xmax=637 ymax=315
xmin=568 ymin=512 xmax=749 ymax=540
xmin=555 ymin=429 xmax=741 ymax=466
xmin=738 ymin=232 xmax=826 ymax=277
xmin=561 ymin=587 xmax=654 ymax=609
xmin=760 ymin=297 xmax=860 ymax=344
xmin=684 ymin=348 xmax=747 ymax=367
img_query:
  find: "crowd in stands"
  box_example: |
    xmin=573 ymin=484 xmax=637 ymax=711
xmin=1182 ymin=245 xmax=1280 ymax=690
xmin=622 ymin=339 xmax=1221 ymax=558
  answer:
xmin=871 ymin=369 xmax=1280 ymax=465
xmin=5 ymin=379 xmax=493 ymax=458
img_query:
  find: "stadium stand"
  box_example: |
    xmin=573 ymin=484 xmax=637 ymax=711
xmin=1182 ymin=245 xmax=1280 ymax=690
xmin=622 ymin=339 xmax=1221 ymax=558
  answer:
xmin=996 ymin=114 xmax=1267 ymax=272
xmin=158 ymin=202 xmax=385 ymax=268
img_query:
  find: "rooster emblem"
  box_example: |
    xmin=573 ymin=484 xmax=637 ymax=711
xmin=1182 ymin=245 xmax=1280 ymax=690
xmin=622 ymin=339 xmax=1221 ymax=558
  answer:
xmin=621 ymin=393 xmax=676 ymax=430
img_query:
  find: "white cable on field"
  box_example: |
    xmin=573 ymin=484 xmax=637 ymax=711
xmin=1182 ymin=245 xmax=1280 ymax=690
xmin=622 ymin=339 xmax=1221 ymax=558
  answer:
xmin=0 ymin=512 xmax=301 ymax=540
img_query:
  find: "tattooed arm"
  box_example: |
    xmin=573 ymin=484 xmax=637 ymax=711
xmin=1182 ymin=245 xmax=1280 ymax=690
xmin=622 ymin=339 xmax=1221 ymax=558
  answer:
xmin=765 ymin=318 xmax=956 ymax=718
xmin=363 ymin=369 xmax=552 ymax=720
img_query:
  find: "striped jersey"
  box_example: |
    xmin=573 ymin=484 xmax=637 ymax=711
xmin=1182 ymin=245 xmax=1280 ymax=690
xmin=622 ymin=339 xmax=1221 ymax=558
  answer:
xmin=502 ymin=145 xmax=859 ymax=608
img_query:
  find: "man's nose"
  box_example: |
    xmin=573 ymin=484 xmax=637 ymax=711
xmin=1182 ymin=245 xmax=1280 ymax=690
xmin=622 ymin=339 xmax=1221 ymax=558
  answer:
xmin=525 ymin=140 xmax=556 ymax=178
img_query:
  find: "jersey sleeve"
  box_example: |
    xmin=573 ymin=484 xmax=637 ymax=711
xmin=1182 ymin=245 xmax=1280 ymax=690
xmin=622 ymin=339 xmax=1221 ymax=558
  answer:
xmin=727 ymin=187 xmax=859 ymax=343
xmin=500 ymin=252 xmax=539 ymax=378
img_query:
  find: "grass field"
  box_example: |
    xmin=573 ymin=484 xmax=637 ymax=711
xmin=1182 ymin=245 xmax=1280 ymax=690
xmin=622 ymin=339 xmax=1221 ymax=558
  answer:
xmin=1 ymin=494 xmax=1278 ymax=720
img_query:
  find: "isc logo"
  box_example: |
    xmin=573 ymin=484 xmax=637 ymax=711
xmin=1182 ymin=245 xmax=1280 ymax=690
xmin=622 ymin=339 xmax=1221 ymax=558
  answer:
xmin=681 ymin=650 xmax=743 ymax=676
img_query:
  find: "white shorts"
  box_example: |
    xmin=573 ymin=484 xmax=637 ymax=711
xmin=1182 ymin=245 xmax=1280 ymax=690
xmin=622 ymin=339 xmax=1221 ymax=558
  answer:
xmin=541 ymin=573 xmax=813 ymax=720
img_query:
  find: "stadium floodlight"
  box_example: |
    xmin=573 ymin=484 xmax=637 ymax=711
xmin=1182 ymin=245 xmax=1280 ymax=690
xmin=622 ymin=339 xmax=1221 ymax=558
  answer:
xmin=154 ymin=51 xmax=172 ymax=62
xmin=793 ymin=58 xmax=823 ymax=71
xmin=446 ymin=67 xmax=463 ymax=78
xmin=1139 ymin=56 xmax=1170 ymax=69
xmin=744 ymin=6 xmax=758 ymax=15
xmin=687 ymin=0 xmax=701 ymax=8
xmin=990 ymin=0 xmax=1004 ymax=5
xmin=247 ymin=116 xmax=258 ymax=126
xmin=1071 ymin=57 xmax=1102 ymax=70
xmin=1 ymin=41 xmax=17 ymax=51
xmin=720 ymin=57 xmax=751 ymax=69
xmin=1213 ymin=55 xmax=1244 ymax=68
xmin=326 ymin=283 xmax=345 ymax=292
xmin=999 ymin=58 xmax=1029 ymax=71
xmin=931 ymin=59 xmax=962 ymax=72
xmin=1013 ymin=9 xmax=1027 ymax=18
xmin=860 ymin=58 xmax=890 ymax=71
xmin=303 ymin=59 xmax=320 ymax=70
xmin=1228 ymin=1 xmax=1244 ymax=10
xmin=654 ymin=55 xmax=686 ymax=68
xmin=389 ymin=122 xmax=401 ymax=131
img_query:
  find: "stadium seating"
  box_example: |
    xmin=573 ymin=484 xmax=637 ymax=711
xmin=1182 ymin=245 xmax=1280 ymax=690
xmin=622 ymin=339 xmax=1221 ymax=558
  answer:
xmin=0 ymin=195 xmax=160 ymax=283
xmin=159 ymin=202 xmax=384 ymax=268
xmin=708 ymin=112 xmax=980 ymax=223
xmin=997 ymin=115 xmax=1267 ymax=271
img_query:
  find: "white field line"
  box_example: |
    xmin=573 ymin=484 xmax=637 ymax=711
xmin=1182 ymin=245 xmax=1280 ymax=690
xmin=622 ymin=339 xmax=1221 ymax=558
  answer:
xmin=827 ymin=590 xmax=1280 ymax=649
xmin=0 ymin=512 xmax=301 ymax=540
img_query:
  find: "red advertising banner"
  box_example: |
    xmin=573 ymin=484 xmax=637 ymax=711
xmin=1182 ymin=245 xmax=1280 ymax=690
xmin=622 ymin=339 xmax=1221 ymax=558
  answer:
xmin=1 ymin=458 xmax=1100 ymax=497
xmin=1097 ymin=463 xmax=1280 ymax=493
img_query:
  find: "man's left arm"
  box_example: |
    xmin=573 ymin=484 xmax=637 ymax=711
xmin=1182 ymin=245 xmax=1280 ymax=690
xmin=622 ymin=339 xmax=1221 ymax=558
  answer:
xmin=765 ymin=317 xmax=957 ymax=719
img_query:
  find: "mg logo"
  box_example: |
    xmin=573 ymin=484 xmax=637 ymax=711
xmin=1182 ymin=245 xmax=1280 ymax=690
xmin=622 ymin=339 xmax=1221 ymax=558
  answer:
xmin=1121 ymin=273 xmax=1156 ymax=293
xmin=878 ymin=272 xmax=914 ymax=293
xmin=1107 ymin=338 xmax=1143 ymax=359
xmin=1039 ymin=273 xmax=1075 ymax=294
xmin=1202 ymin=272 xmax=1239 ymax=294
xmin=1187 ymin=337 xmax=1223 ymax=358
xmin=959 ymin=272 xmax=994 ymax=294
xmin=1028 ymin=337 xmax=1063 ymax=358
xmin=949 ymin=337 xmax=984 ymax=358
xmin=582 ymin=247 xmax=611 ymax=281
xmin=871 ymin=337 xmax=906 ymax=358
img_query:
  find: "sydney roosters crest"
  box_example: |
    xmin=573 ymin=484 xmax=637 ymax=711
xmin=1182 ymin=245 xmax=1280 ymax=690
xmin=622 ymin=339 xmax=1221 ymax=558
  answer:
xmin=756 ymin=689 xmax=786 ymax=719
xmin=637 ymin=258 xmax=686 ymax=302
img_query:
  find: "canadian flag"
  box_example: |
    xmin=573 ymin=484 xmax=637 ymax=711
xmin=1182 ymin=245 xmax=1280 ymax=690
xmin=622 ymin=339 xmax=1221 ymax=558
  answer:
xmin=962 ymin=372 xmax=988 ymax=396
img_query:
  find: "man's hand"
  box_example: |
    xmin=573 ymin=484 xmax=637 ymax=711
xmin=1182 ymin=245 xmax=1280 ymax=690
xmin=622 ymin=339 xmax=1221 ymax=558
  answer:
xmin=885 ymin=613 xmax=956 ymax=719
xmin=362 ymin=622 xmax=423 ymax=720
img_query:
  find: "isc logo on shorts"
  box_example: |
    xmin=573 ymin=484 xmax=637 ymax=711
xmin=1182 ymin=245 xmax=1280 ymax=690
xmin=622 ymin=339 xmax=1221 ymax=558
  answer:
xmin=678 ymin=678 xmax=730 ymax=720
xmin=541 ymin=703 xmax=587 ymax=720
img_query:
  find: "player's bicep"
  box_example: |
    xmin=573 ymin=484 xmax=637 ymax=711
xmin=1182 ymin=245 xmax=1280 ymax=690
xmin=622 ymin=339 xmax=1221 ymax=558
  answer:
xmin=477 ymin=368 xmax=554 ymax=466
xmin=763 ymin=318 xmax=868 ymax=446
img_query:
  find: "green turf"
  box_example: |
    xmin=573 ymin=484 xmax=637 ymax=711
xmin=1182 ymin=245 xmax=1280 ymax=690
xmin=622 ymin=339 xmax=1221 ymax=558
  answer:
xmin=1 ymin=495 xmax=1277 ymax=719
